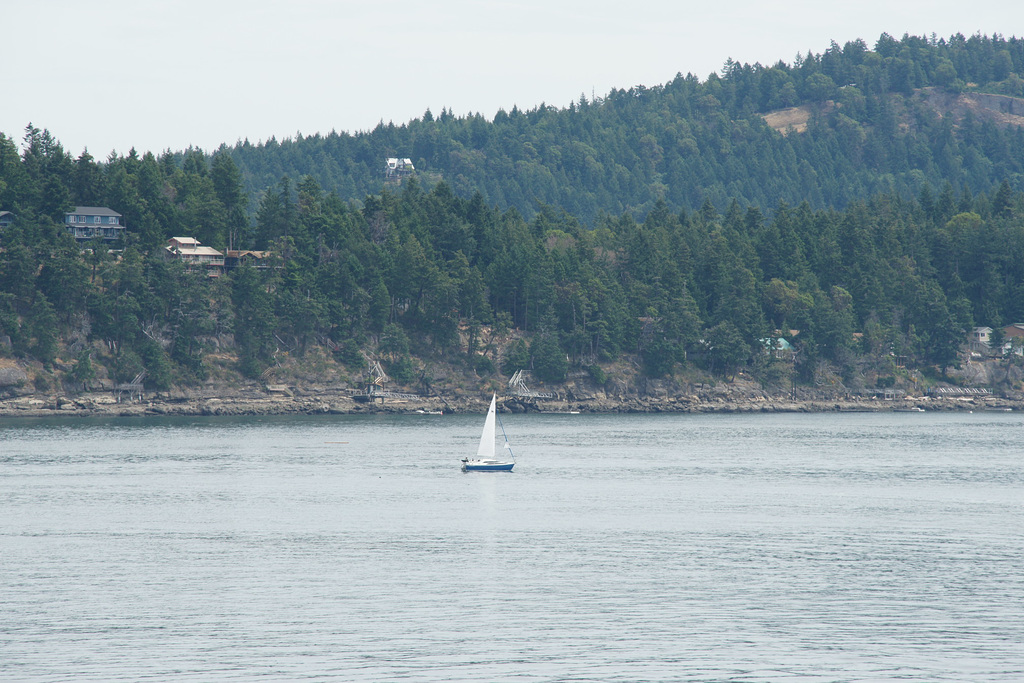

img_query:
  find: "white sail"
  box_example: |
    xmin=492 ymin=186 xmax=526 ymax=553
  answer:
xmin=476 ymin=393 xmax=497 ymax=458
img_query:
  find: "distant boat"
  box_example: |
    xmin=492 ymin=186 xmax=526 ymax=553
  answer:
xmin=462 ymin=393 xmax=515 ymax=472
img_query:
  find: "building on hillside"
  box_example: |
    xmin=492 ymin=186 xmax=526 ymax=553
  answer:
xmin=165 ymin=237 xmax=225 ymax=276
xmin=1002 ymin=323 xmax=1024 ymax=340
xmin=969 ymin=326 xmax=993 ymax=354
xmin=761 ymin=336 xmax=795 ymax=360
xmin=384 ymin=157 xmax=415 ymax=182
xmin=65 ymin=207 xmax=125 ymax=241
xmin=999 ymin=323 xmax=1024 ymax=355
xmin=0 ymin=211 xmax=14 ymax=229
xmin=224 ymin=249 xmax=273 ymax=271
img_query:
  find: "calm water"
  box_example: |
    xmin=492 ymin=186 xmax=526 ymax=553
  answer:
xmin=1 ymin=411 xmax=1022 ymax=682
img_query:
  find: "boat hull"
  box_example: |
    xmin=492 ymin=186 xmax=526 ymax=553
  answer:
xmin=462 ymin=460 xmax=514 ymax=472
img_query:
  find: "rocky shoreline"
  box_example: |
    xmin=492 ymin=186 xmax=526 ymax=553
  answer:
xmin=1 ymin=385 xmax=1021 ymax=418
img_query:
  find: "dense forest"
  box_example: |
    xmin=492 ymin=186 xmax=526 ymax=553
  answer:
xmin=221 ymin=32 xmax=1024 ymax=222
xmin=1 ymin=32 xmax=1024 ymax=396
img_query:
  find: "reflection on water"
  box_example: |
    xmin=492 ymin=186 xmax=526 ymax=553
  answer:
xmin=2 ymin=412 xmax=1022 ymax=681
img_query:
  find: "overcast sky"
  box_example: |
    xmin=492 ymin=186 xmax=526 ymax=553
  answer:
xmin=1 ymin=0 xmax=1017 ymax=157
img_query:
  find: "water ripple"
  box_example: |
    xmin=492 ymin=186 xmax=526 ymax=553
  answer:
xmin=1 ymin=412 xmax=1022 ymax=681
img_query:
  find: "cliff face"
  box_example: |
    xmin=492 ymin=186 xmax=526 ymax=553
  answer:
xmin=2 ymin=334 xmax=1022 ymax=417
xmin=1 ymin=354 xmax=1022 ymax=418
xmin=0 ymin=362 xmax=29 ymax=391
xmin=762 ymin=88 xmax=1024 ymax=137
xmin=950 ymin=357 xmax=1024 ymax=387
xmin=923 ymin=88 xmax=1024 ymax=128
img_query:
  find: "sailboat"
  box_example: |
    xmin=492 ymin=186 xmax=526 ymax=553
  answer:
xmin=461 ymin=393 xmax=515 ymax=471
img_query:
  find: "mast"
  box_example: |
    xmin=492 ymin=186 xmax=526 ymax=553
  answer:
xmin=496 ymin=406 xmax=515 ymax=462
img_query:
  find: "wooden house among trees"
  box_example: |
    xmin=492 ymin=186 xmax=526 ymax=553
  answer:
xmin=224 ymin=249 xmax=272 ymax=271
xmin=0 ymin=211 xmax=14 ymax=229
xmin=65 ymin=207 xmax=125 ymax=241
xmin=165 ymin=237 xmax=225 ymax=276
xmin=998 ymin=323 xmax=1024 ymax=355
xmin=1002 ymin=323 xmax=1024 ymax=341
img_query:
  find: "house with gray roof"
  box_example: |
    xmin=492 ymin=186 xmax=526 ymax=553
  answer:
xmin=65 ymin=206 xmax=125 ymax=241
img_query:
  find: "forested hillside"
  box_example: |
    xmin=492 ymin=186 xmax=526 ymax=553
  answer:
xmin=223 ymin=32 xmax=1024 ymax=222
xmin=1 ymin=31 xmax=1024 ymax=399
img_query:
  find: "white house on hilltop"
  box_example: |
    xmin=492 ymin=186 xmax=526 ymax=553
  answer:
xmin=384 ymin=157 xmax=415 ymax=182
